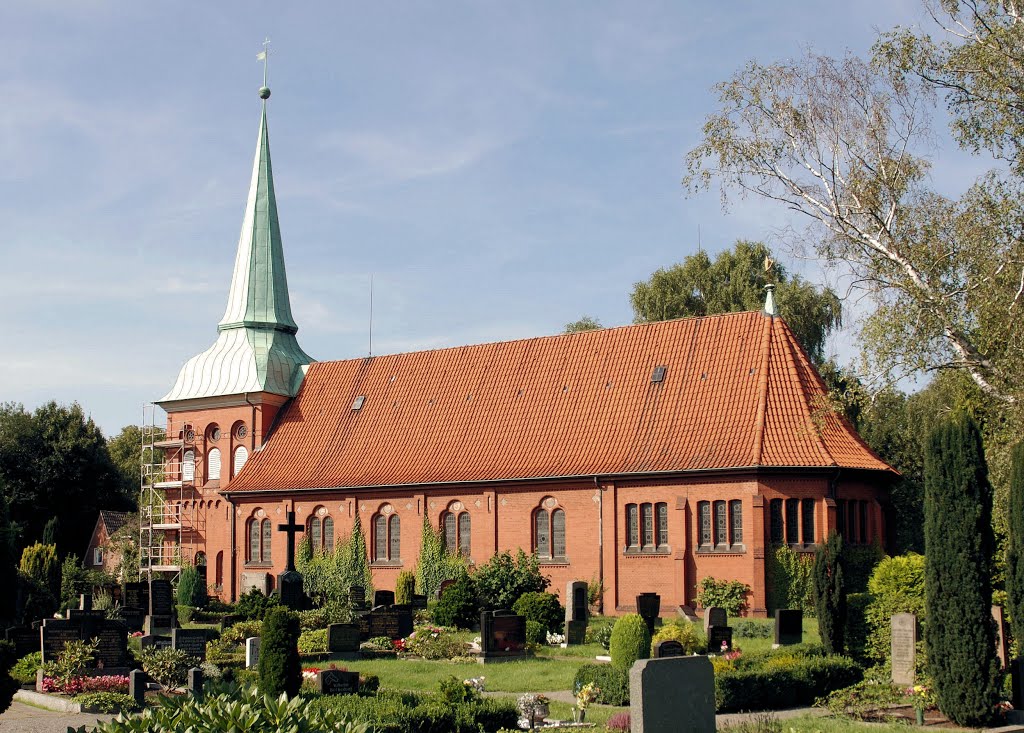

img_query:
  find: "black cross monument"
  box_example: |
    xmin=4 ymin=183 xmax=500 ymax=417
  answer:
xmin=276 ymin=510 xmax=305 ymax=609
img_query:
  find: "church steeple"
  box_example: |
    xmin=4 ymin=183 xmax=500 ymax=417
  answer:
xmin=159 ymin=83 xmax=313 ymax=404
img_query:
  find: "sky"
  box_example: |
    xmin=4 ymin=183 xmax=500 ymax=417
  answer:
xmin=0 ymin=1 xmax=992 ymax=437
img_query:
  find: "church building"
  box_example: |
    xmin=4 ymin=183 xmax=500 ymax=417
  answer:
xmin=147 ymin=86 xmax=895 ymax=618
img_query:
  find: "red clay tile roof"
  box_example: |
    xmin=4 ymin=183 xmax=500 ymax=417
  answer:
xmin=225 ymin=312 xmax=894 ymax=493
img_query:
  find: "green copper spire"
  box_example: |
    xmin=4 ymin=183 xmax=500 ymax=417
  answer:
xmin=159 ymin=83 xmax=313 ymax=404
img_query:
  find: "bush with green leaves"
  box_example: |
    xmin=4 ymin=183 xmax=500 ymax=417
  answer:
xmin=72 ymin=691 xmax=140 ymax=714
xmin=714 ymin=653 xmax=862 ymax=712
xmin=431 ymin=571 xmax=479 ymax=629
xmin=220 ymin=619 xmax=262 ymax=645
xmin=235 ymin=589 xmax=279 ymax=620
xmin=525 ymin=620 xmax=545 ymax=645
xmin=696 ymin=576 xmax=750 ymax=616
xmin=70 ymin=684 xmax=367 ymax=733
xmin=139 ymin=647 xmax=199 ymax=688
xmin=176 ymin=564 xmax=207 ymax=608
xmin=415 ymin=516 xmax=466 ymax=600
xmin=609 ymin=613 xmax=650 ymax=672
xmin=814 ymin=531 xmax=845 ymax=654
xmin=21 ymin=542 xmax=59 ymax=596
xmin=767 ymin=545 xmax=815 ymax=615
xmin=0 ymin=641 xmax=18 ymax=715
xmin=584 ymin=623 xmax=612 ymax=649
xmin=298 ymin=628 xmax=328 ymax=654
xmin=10 ymin=652 xmax=40 ymax=685
xmin=512 ymin=591 xmax=563 ymax=634
xmin=438 ymin=674 xmax=480 ymax=704
xmin=816 ymin=676 xmax=904 ymax=719
xmin=43 ymin=638 xmax=97 ymax=688
xmin=176 ymin=605 xmax=195 ymax=625
xmin=395 ymin=570 xmax=416 ymax=606
xmin=734 ymin=620 xmax=773 ymax=639
xmin=864 ymin=553 xmax=925 ymax=663
xmin=404 ymin=626 xmax=469 ymax=660
xmin=298 ymin=599 xmax=352 ymax=631
xmin=473 ymin=549 xmax=549 ymax=611
xmin=310 ymin=688 xmax=517 ymax=733
xmin=844 ymin=592 xmax=871 ymax=663
xmin=258 ymin=607 xmax=301 ymax=698
xmin=1006 ymin=441 xmax=1024 ymax=662
xmin=573 ymin=663 xmax=630 ymax=706
xmin=651 ymin=619 xmax=704 ymax=654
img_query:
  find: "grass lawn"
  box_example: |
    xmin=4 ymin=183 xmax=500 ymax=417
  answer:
xmin=323 ymin=656 xmax=582 ymax=693
xmin=774 ymin=714 xmax=964 ymax=733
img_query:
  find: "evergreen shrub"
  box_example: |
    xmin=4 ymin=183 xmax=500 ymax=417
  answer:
xmin=297 ymin=628 xmax=328 ymax=654
xmin=864 ymin=553 xmax=925 ymax=663
xmin=432 ymin=572 xmax=478 ymax=629
xmin=177 ymin=564 xmax=207 ymax=608
xmin=814 ymin=531 xmax=845 ymax=654
xmin=415 ymin=517 xmax=464 ymax=600
xmin=696 ymin=577 xmax=750 ymax=616
xmin=844 ymin=592 xmax=871 ymax=663
xmin=651 ymin=619 xmax=704 ymax=653
xmin=235 ymin=589 xmax=279 ymax=620
xmin=734 ymin=620 xmax=773 ymax=639
xmin=138 ymin=647 xmax=199 ymax=688
xmin=257 ymin=607 xmax=301 ymax=698
xmin=10 ymin=652 xmax=40 ymax=685
xmin=609 ymin=613 xmax=651 ymax=672
xmin=395 ymin=570 xmax=417 ymax=606
xmin=1007 ymin=441 xmax=1024 ymax=650
xmin=72 ymin=692 xmax=139 ymax=714
xmin=310 ymin=688 xmax=517 ymax=733
xmin=176 ymin=605 xmax=195 ymax=625
xmin=714 ymin=655 xmax=862 ymax=712
xmin=841 ymin=543 xmax=884 ymax=594
xmin=572 ymin=663 xmax=630 ymax=706
xmin=512 ymin=591 xmax=563 ymax=634
xmin=473 ymin=549 xmax=549 ymax=610
xmin=525 ymin=620 xmax=545 ymax=645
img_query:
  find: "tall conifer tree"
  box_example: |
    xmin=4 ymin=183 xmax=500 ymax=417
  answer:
xmin=923 ymin=412 xmax=999 ymax=726
xmin=814 ymin=531 xmax=845 ymax=654
xmin=1007 ymin=441 xmax=1024 ymax=650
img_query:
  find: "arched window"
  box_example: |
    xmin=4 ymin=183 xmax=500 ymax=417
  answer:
xmin=307 ymin=509 xmax=334 ymax=553
xmin=311 ymin=517 xmax=322 ymax=550
xmin=626 ymin=504 xmax=639 ymax=548
xmin=714 ymin=500 xmax=727 ymax=547
xmin=534 ymin=508 xmax=550 ymax=557
xmin=247 ymin=515 xmax=271 ymax=564
xmin=372 ymin=511 xmax=400 ymax=562
xmin=443 ymin=512 xmax=457 ymax=553
xmin=534 ymin=504 xmax=566 ymax=561
xmin=215 ymin=551 xmax=224 ymax=589
xmin=698 ymin=501 xmax=712 ymax=547
xmin=183 ymin=450 xmax=195 ymax=483
xmin=458 ymin=512 xmax=471 ymax=556
xmin=656 ymin=502 xmax=668 ymax=548
xmin=552 ymin=509 xmax=566 ymax=558
xmin=323 ymin=517 xmax=334 ymax=552
xmin=207 ymin=448 xmax=221 ymax=483
xmin=234 ymin=446 xmax=248 ymax=475
xmin=729 ymin=500 xmax=743 ymax=545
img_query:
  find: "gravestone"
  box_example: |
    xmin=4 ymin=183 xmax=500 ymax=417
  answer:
xmin=129 ymin=669 xmax=147 ymax=708
xmin=373 ymin=590 xmax=396 ymax=607
xmin=6 ymin=626 xmax=40 ymax=658
xmin=67 ymin=608 xmax=105 ymax=623
xmin=630 ymin=656 xmax=715 ymax=733
xmin=774 ymin=609 xmax=802 ymax=646
xmin=636 ymin=593 xmax=661 ymax=638
xmin=172 ymin=628 xmax=208 ymax=662
xmin=436 ymin=579 xmax=455 ymax=600
xmin=276 ymin=510 xmax=306 ymax=610
xmin=890 ymin=613 xmax=916 ymax=686
xmin=653 ymin=639 xmax=685 ymax=658
xmin=318 ymin=668 xmax=359 ymax=696
xmin=1012 ymin=658 xmax=1024 ymax=709
xmin=349 ymin=585 xmax=367 ymax=609
xmin=240 ymin=571 xmax=270 ymax=595
xmin=564 ymin=581 xmax=589 ymax=645
xmin=187 ymin=667 xmax=204 ymax=700
xmin=120 ymin=607 xmax=145 ymax=633
xmin=245 ymin=637 xmax=260 ymax=668
xmin=93 ymin=620 xmax=129 ymax=669
xmin=123 ymin=582 xmax=149 ymax=612
xmin=411 ymin=594 xmax=428 ymax=610
xmin=140 ymin=634 xmax=171 ymax=650
xmin=146 ymin=578 xmax=175 ymax=633
xmin=994 ymin=605 xmax=1009 ymax=670
xmin=79 ymin=594 xmax=93 ymax=612
xmin=703 ymin=607 xmax=727 ymax=636
xmin=328 ymin=623 xmax=361 ymax=657
xmin=707 ymin=626 xmax=733 ymax=654
xmin=477 ymin=610 xmax=527 ymax=663
xmin=40 ymin=619 xmax=82 ymax=664
xmin=219 ymin=614 xmax=243 ymax=633
xmin=357 ymin=606 xmax=414 ymax=640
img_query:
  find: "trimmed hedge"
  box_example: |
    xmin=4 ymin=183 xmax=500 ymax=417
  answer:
xmin=512 ymin=592 xmax=564 ymax=635
xmin=572 ymin=664 xmax=630 ymax=706
xmin=715 ymin=654 xmax=862 ymax=712
xmin=609 ymin=613 xmax=650 ymax=672
xmin=310 ymin=689 xmax=517 ymax=733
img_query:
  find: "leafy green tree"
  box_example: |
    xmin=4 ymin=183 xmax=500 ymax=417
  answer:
xmin=105 ymin=425 xmax=144 ymax=497
xmin=630 ymin=241 xmax=842 ymax=365
xmin=415 ymin=515 xmax=464 ymax=599
xmin=923 ymin=412 xmax=999 ymax=726
xmin=814 ymin=532 xmax=846 ymax=654
xmin=473 ymin=549 xmax=549 ymax=610
xmin=432 ymin=569 xmax=479 ymax=629
xmin=0 ymin=402 xmax=133 ymax=558
xmin=1007 ymin=441 xmax=1024 ymax=650
xmin=334 ymin=516 xmax=372 ymax=597
xmin=564 ymin=315 xmax=602 ymax=333
xmin=257 ymin=607 xmax=301 ymax=698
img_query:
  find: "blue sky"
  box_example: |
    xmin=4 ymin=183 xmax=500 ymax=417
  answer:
xmin=1 ymin=1 xmax=989 ymax=437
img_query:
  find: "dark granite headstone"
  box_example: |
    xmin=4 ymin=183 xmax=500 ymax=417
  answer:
xmin=140 ymin=634 xmax=171 ymax=650
xmin=478 ymin=610 xmax=527 ymax=661
xmin=318 ymin=668 xmax=359 ymax=696
xmin=349 ymin=585 xmax=366 ymax=609
xmin=707 ymin=625 xmax=733 ymax=653
xmin=219 ymin=614 xmax=243 ymax=633
xmin=654 ymin=639 xmax=685 ymax=658
xmin=120 ymin=608 xmax=145 ymax=633
xmin=703 ymin=607 xmax=727 ymax=636
xmin=567 ymin=581 xmax=589 ymax=622
xmin=277 ymin=570 xmax=305 ymax=611
xmin=630 ymin=657 xmax=716 ymax=733
xmin=187 ymin=667 xmax=204 ymax=699
xmin=411 ymin=594 xmax=428 ymax=609
xmin=129 ymin=669 xmax=146 ymax=708
xmin=40 ymin=620 xmax=82 ymax=664
xmin=328 ymin=623 xmax=361 ymax=654
xmin=123 ymin=582 xmax=148 ymax=612
xmin=93 ymin=620 xmax=129 ymax=669
xmin=172 ymin=628 xmax=207 ymax=661
xmin=373 ymin=590 xmax=395 ymax=607
xmin=1012 ymin=657 xmax=1024 ymax=710
xmin=149 ymin=579 xmax=173 ymax=616
xmin=79 ymin=594 xmax=93 ymax=612
xmin=67 ymin=609 xmax=105 ymax=623
xmin=6 ymin=626 xmax=39 ymax=658
xmin=357 ymin=606 xmax=413 ymax=640
xmin=774 ymin=609 xmax=802 ymax=646
xmin=565 ymin=620 xmax=587 ymax=645
xmin=636 ymin=593 xmax=661 ymax=638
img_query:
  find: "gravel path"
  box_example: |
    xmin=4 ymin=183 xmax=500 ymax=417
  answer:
xmin=0 ymin=701 xmax=112 ymax=733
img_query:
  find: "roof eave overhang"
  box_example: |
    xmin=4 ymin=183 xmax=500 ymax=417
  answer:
xmin=222 ymin=463 xmax=899 ymax=498
xmin=157 ymin=392 xmax=292 ymax=413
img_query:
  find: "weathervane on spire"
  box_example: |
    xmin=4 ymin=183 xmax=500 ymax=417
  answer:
xmin=257 ymin=37 xmax=271 ymax=99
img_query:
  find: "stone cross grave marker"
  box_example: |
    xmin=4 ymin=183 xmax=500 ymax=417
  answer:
xmin=328 ymin=623 xmax=361 ymax=657
xmin=373 ymin=590 xmax=395 ymax=607
xmin=276 ymin=510 xmax=305 ymax=610
xmin=564 ymin=581 xmax=588 ymax=645
xmin=245 ymin=637 xmax=260 ymax=668
xmin=703 ymin=607 xmax=727 ymax=636
xmin=653 ymin=639 xmax=685 ymax=658
xmin=79 ymin=594 xmax=92 ymax=612
xmin=993 ymin=605 xmax=1009 ymax=670
xmin=774 ymin=609 xmax=802 ymax=646
xmin=318 ymin=669 xmax=359 ymax=696
xmin=890 ymin=613 xmax=916 ymax=686
xmin=636 ymin=593 xmax=661 ymax=638
xmin=172 ymin=628 xmax=208 ymax=662
xmin=630 ymin=656 xmax=716 ymax=733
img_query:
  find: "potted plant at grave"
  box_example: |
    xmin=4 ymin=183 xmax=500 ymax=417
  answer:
xmin=574 ymin=681 xmax=599 ymax=723
xmin=516 ymin=693 xmax=550 ymax=729
xmin=907 ymin=684 xmax=935 ymax=725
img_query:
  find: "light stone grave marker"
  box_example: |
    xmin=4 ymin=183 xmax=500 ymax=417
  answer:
xmin=891 ymin=613 xmax=916 ymax=686
xmin=245 ymin=637 xmax=260 ymax=668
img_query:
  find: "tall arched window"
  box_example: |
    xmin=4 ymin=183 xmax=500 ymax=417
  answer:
xmin=626 ymin=504 xmax=639 ymax=548
xmin=698 ymin=501 xmax=712 ymax=547
xmin=551 ymin=509 xmax=566 ymax=558
xmin=769 ymin=499 xmax=784 ymax=544
xmin=534 ymin=504 xmax=566 ymax=561
xmin=641 ymin=504 xmax=654 ymax=548
xmin=656 ymin=503 xmax=668 ymax=549
xmin=247 ymin=514 xmax=271 ymax=563
xmin=534 ymin=509 xmax=550 ymax=558
xmin=458 ymin=512 xmax=471 ymax=556
xmin=729 ymin=500 xmax=743 ymax=545
xmin=323 ymin=517 xmax=334 ymax=552
xmin=714 ymin=500 xmax=727 ymax=547
xmin=233 ymin=446 xmax=249 ymax=475
xmin=372 ymin=511 xmax=400 ymax=562
xmin=443 ymin=512 xmax=457 ymax=553
xmin=183 ymin=450 xmax=195 ymax=483
xmin=207 ymin=448 xmax=221 ymax=483
xmin=306 ymin=509 xmax=334 ymax=553
xmin=441 ymin=508 xmax=472 ymax=557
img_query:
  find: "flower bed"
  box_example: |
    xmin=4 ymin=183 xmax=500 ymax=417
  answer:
xmin=40 ymin=675 xmax=129 ymax=695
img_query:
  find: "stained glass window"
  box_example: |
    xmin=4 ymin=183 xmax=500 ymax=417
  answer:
xmin=459 ymin=513 xmax=471 ymax=556
xmin=801 ymin=499 xmax=815 ymax=544
xmin=249 ymin=520 xmax=259 ymax=563
xmin=535 ymin=509 xmax=550 ymax=558
xmin=552 ymin=509 xmax=566 ymax=558
xmin=443 ymin=512 xmax=456 ymax=553
xmin=714 ymin=501 xmax=727 ymax=546
xmin=261 ymin=519 xmax=272 ymax=563
xmin=656 ymin=503 xmax=668 ymax=547
xmin=730 ymin=500 xmax=743 ymax=545
xmin=699 ymin=502 xmax=712 ymax=546
xmin=323 ymin=517 xmax=334 ymax=553
xmin=626 ymin=504 xmax=639 ymax=547
xmin=641 ymin=504 xmax=654 ymax=548
xmin=389 ymin=515 xmax=400 ymax=560
xmin=769 ymin=499 xmax=784 ymax=544
xmin=310 ymin=517 xmax=322 ymax=551
xmin=785 ymin=499 xmax=800 ymax=544
xmin=374 ymin=515 xmax=387 ymax=561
